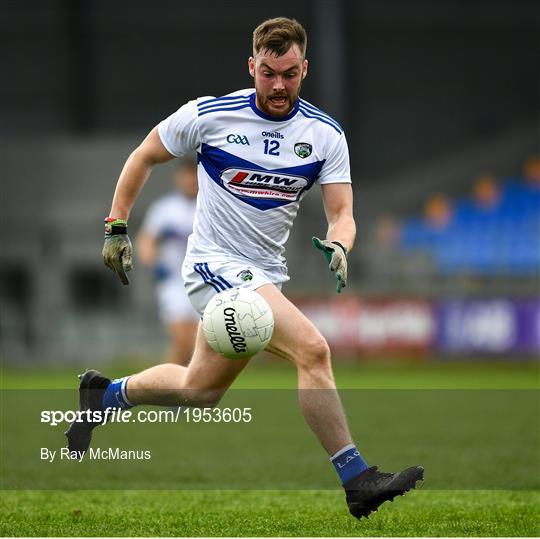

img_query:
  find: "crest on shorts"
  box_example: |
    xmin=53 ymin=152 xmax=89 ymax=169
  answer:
xmin=294 ymin=142 xmax=312 ymax=158
xmin=237 ymin=269 xmax=253 ymax=282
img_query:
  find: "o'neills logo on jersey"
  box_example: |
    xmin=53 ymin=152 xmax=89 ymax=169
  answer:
xmin=221 ymin=168 xmax=308 ymax=202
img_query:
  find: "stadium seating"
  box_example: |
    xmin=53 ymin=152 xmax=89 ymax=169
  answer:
xmin=399 ymin=174 xmax=540 ymax=276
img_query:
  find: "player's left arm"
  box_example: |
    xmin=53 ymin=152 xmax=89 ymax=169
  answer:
xmin=321 ymin=183 xmax=355 ymax=253
xmin=313 ymin=183 xmax=356 ymax=293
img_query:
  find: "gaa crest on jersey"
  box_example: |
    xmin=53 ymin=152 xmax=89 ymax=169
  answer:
xmin=294 ymin=142 xmax=312 ymax=158
xmin=226 ymin=134 xmax=250 ymax=145
xmin=221 ymin=168 xmax=309 ymax=202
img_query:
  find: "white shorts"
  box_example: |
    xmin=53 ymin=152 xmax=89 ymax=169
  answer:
xmin=156 ymin=278 xmax=200 ymax=324
xmin=182 ymin=258 xmax=287 ymax=316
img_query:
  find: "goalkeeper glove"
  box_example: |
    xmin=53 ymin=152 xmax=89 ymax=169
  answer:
xmin=312 ymin=237 xmax=348 ymax=293
xmin=102 ymin=218 xmax=132 ymax=285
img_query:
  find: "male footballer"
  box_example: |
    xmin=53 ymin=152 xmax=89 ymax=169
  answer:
xmin=67 ymin=17 xmax=424 ymax=519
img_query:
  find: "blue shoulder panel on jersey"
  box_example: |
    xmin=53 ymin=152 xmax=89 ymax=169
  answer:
xmin=198 ymin=94 xmax=252 ymax=107
xmin=197 ymin=95 xmax=251 ymax=116
xmin=298 ymin=107 xmax=343 ymax=134
xmin=299 ymin=99 xmax=343 ymax=129
xmin=198 ymin=103 xmax=251 ymax=117
xmin=198 ymin=102 xmax=250 ymax=114
xmin=199 ymin=143 xmax=326 ymax=211
xmin=298 ymin=99 xmax=343 ymax=134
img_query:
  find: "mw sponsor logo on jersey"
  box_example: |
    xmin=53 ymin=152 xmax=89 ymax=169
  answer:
xmin=221 ymin=168 xmax=309 ymax=202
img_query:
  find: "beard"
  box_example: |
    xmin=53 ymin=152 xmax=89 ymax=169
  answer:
xmin=254 ymin=78 xmax=302 ymax=117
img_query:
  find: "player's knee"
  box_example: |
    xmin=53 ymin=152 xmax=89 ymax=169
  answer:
xmin=297 ymin=334 xmax=331 ymax=370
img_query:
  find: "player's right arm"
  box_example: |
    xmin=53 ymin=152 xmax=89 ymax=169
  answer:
xmin=103 ymin=98 xmax=201 ymax=285
xmin=103 ymin=127 xmax=175 ymax=285
xmin=109 ymin=127 xmax=175 ymax=220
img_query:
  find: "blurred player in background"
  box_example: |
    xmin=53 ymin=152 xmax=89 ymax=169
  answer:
xmin=137 ymin=157 xmax=199 ymax=365
xmin=67 ymin=17 xmax=423 ymax=520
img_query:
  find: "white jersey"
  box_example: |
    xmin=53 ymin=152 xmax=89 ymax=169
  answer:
xmin=158 ymin=88 xmax=351 ymax=280
xmin=141 ymin=193 xmax=196 ymax=279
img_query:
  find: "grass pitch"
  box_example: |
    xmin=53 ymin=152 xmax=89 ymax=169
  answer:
xmin=1 ymin=359 xmax=538 ymax=536
xmin=2 ymin=490 xmax=539 ymax=537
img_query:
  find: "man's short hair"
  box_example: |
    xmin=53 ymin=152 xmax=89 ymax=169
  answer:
xmin=252 ymin=17 xmax=307 ymax=58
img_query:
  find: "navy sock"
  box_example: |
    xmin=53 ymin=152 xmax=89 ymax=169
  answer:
xmin=331 ymin=444 xmax=368 ymax=484
xmin=101 ymin=377 xmax=133 ymax=410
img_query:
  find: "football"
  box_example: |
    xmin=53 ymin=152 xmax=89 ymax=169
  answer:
xmin=202 ymin=288 xmax=274 ymax=359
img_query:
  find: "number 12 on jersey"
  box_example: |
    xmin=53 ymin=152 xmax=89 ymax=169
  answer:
xmin=263 ymin=139 xmax=280 ymax=156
